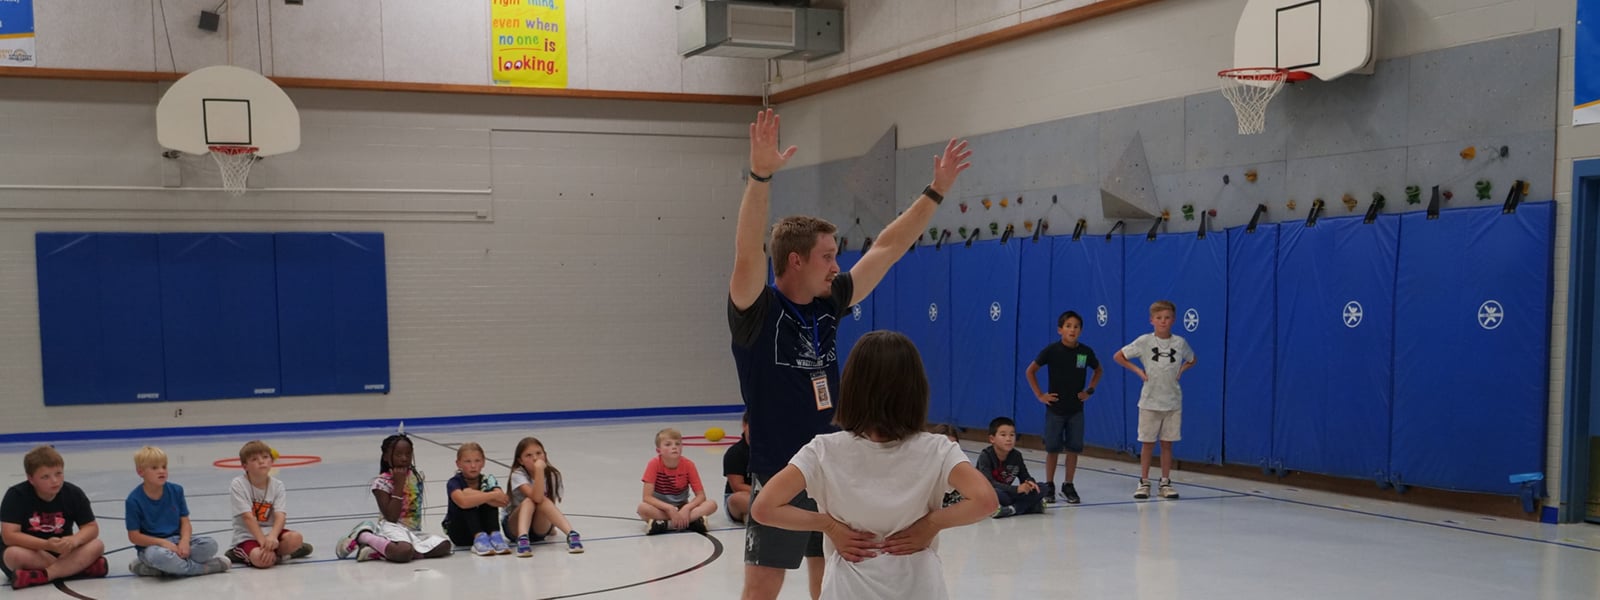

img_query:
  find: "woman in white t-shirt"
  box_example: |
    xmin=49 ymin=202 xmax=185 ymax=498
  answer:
xmin=750 ymin=331 xmax=999 ymax=600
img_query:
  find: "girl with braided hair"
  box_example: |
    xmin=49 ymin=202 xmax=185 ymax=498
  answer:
xmin=335 ymin=434 xmax=453 ymax=562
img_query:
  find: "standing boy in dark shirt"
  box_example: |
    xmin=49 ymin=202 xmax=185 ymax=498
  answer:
xmin=1025 ymin=310 xmax=1102 ymax=504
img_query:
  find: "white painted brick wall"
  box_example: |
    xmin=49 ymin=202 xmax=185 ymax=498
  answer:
xmin=25 ymin=0 xmax=762 ymax=96
xmin=0 ymin=79 xmax=752 ymax=435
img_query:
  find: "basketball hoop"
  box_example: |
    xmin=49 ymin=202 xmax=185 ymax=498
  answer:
xmin=1217 ymin=67 xmax=1298 ymax=135
xmin=208 ymin=145 xmax=259 ymax=196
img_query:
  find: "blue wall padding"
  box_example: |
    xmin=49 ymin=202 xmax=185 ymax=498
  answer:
xmin=1224 ymin=224 xmax=1278 ymax=469
xmin=1392 ymin=203 xmax=1553 ymax=493
xmin=950 ymin=240 xmax=1021 ymax=429
xmin=1122 ymin=231 xmax=1228 ymax=464
xmin=275 ymin=233 xmax=391 ymax=396
xmin=1051 ymin=236 xmax=1128 ymax=452
xmin=1013 ymin=238 xmax=1055 ymax=437
xmin=893 ymin=246 xmax=952 ymax=424
xmin=159 ymin=234 xmax=281 ymax=401
xmin=1275 ymin=214 xmax=1399 ymax=481
xmin=835 ymin=250 xmax=870 ymax=373
xmin=36 ymin=233 xmax=167 ymax=405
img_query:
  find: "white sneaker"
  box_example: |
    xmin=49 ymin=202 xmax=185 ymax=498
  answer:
xmin=1159 ymin=478 xmax=1179 ymax=499
xmin=1133 ymin=479 xmax=1151 ymax=499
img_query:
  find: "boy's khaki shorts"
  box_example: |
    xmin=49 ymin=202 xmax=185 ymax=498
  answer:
xmin=1136 ymin=408 xmax=1182 ymax=443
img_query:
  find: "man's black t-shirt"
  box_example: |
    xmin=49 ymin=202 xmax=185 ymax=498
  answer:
xmin=729 ymin=273 xmax=855 ymax=480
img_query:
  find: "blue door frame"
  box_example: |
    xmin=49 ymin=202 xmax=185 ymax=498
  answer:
xmin=1562 ymin=159 xmax=1600 ymax=523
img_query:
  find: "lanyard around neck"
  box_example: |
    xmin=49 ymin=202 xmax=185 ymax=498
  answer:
xmin=776 ymin=293 xmax=822 ymax=359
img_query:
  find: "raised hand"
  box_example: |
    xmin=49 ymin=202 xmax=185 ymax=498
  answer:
xmin=749 ymin=108 xmax=798 ymax=178
xmin=930 ymin=138 xmax=973 ymax=195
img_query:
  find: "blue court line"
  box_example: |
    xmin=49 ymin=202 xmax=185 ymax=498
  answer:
xmin=0 ymin=404 xmax=743 ymax=445
xmin=962 ymin=447 xmax=1600 ymax=553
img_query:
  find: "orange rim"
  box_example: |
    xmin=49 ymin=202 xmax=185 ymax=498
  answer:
xmin=1218 ymin=67 xmax=1311 ymax=83
xmin=207 ymin=145 xmax=259 ymax=156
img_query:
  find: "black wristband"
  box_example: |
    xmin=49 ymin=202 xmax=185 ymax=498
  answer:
xmin=1085 ymin=387 xmax=1095 ymax=394
xmin=922 ymin=185 xmax=944 ymax=204
xmin=749 ymin=170 xmax=773 ymax=183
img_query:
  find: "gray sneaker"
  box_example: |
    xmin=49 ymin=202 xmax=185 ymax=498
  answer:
xmin=201 ymin=557 xmax=230 ymax=575
xmin=992 ymin=505 xmax=1017 ymax=519
xmin=1158 ymin=478 xmax=1179 ymax=499
xmin=1134 ymin=479 xmax=1151 ymax=499
xmin=128 ymin=560 xmax=163 ymax=577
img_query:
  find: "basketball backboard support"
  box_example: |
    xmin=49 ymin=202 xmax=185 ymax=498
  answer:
xmin=157 ymin=65 xmax=300 ymax=156
xmin=1234 ymin=0 xmax=1375 ymax=81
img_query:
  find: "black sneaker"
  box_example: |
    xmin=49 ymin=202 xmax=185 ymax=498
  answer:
xmin=1041 ymin=481 xmax=1057 ymax=504
xmin=646 ymin=520 xmax=670 ymax=535
xmin=687 ymin=516 xmax=709 ymax=534
xmin=1062 ymin=483 xmax=1081 ymax=504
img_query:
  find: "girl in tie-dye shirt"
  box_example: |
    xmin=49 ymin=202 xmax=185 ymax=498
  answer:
xmin=334 ymin=434 xmax=453 ymax=563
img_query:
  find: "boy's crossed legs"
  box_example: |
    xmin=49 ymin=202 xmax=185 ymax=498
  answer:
xmin=2 ymin=538 xmax=107 ymax=588
xmin=134 ymin=536 xmax=226 ymax=576
xmin=230 ymin=529 xmax=306 ymax=568
xmin=636 ymin=497 xmax=717 ymax=534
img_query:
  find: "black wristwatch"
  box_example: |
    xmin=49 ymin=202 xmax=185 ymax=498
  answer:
xmin=1084 ymin=387 xmax=1095 ymax=395
xmin=922 ymin=185 xmax=944 ymax=204
xmin=749 ymin=170 xmax=773 ymax=183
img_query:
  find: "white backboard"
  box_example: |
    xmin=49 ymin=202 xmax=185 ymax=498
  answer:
xmin=157 ymin=65 xmax=300 ymax=156
xmin=1234 ymin=0 xmax=1375 ymax=80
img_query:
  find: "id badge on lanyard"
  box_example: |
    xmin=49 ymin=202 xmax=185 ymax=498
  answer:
xmin=811 ymin=371 xmax=832 ymax=411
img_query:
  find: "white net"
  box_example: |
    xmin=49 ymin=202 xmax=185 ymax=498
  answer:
xmin=1218 ymin=68 xmax=1288 ymax=135
xmin=208 ymin=146 xmax=259 ymax=196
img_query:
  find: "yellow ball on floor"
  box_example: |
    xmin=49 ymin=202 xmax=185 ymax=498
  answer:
xmin=705 ymin=427 xmax=725 ymax=442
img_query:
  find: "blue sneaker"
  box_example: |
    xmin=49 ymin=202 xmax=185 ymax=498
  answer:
xmin=488 ymin=531 xmax=510 ymax=555
xmin=471 ymin=533 xmax=494 ymax=556
xmin=566 ymin=531 xmax=584 ymax=554
xmin=515 ymin=535 xmax=532 ymax=558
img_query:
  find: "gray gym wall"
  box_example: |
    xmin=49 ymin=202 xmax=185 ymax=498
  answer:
xmin=776 ymin=30 xmax=1559 ymax=240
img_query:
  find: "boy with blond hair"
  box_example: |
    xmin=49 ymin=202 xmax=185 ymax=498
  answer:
xmin=636 ymin=428 xmax=718 ymax=535
xmin=227 ymin=440 xmax=309 ymax=567
xmin=0 ymin=445 xmax=107 ymax=589
xmin=1114 ymin=300 xmax=1196 ymax=500
xmin=125 ymin=446 xmax=228 ymax=577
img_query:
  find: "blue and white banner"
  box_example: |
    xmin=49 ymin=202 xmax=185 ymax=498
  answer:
xmin=1580 ymin=0 xmax=1600 ymax=124
xmin=0 ymin=0 xmax=35 ymax=67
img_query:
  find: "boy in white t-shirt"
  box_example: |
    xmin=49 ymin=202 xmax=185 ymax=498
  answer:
xmin=227 ymin=440 xmax=309 ymax=567
xmin=751 ymin=331 xmax=998 ymax=600
xmin=1113 ymin=300 xmax=1196 ymax=500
